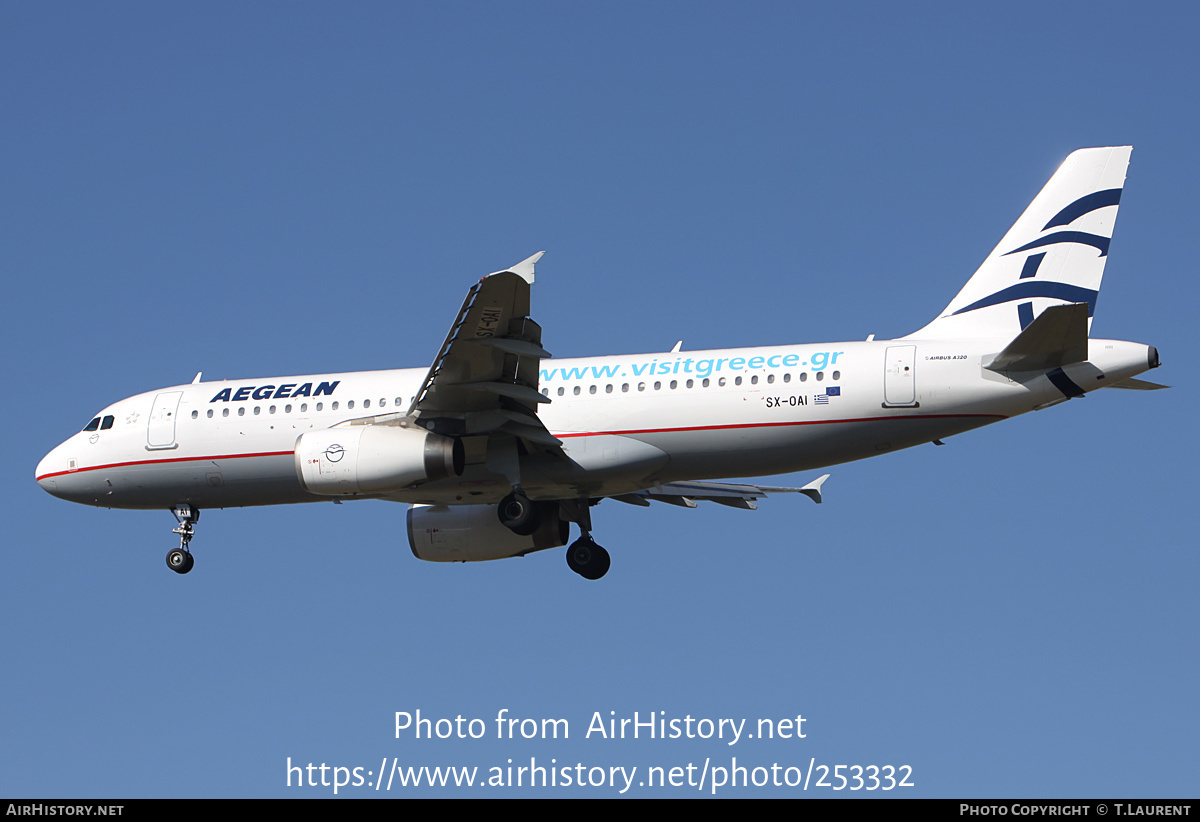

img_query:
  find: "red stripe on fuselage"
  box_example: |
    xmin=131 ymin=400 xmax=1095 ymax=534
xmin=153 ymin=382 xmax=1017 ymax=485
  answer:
xmin=35 ymin=450 xmax=295 ymax=481
xmin=35 ymin=413 xmax=1005 ymax=481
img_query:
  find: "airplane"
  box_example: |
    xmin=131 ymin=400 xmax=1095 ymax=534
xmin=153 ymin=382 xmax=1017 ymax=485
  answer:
xmin=35 ymin=146 xmax=1165 ymax=580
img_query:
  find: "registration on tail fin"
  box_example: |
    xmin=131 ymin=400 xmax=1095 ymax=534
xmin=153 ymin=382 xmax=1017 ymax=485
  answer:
xmin=908 ymin=147 xmax=1131 ymax=341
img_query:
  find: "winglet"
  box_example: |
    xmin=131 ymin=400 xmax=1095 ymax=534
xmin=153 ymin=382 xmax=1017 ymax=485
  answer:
xmin=497 ymin=251 xmax=545 ymax=284
xmin=799 ymin=473 xmax=830 ymax=504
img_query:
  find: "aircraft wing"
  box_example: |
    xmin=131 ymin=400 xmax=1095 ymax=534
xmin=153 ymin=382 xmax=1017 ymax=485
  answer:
xmin=611 ymin=475 xmax=829 ymax=509
xmin=406 ymin=252 xmax=561 ymax=448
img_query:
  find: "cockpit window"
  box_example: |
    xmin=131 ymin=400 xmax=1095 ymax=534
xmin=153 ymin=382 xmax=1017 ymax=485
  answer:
xmin=83 ymin=417 xmax=101 ymax=432
xmin=100 ymin=415 xmax=114 ymax=430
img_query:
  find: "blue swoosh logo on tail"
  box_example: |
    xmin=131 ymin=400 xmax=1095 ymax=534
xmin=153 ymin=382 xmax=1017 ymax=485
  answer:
xmin=950 ymin=282 xmax=1098 ymax=317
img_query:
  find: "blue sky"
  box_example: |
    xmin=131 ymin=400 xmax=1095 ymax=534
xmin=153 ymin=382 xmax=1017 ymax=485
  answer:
xmin=3 ymin=2 xmax=1196 ymax=797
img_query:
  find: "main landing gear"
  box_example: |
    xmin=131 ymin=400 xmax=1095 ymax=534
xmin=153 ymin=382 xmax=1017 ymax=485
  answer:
xmin=558 ymin=498 xmax=609 ymax=581
xmin=497 ymin=490 xmax=539 ymax=535
xmin=166 ymin=504 xmax=199 ymax=575
xmin=496 ymin=491 xmax=611 ymax=580
xmin=566 ymin=535 xmax=610 ymax=581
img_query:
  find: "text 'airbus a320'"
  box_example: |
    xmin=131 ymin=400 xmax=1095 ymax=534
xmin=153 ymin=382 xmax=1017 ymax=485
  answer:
xmin=36 ymin=147 xmax=1165 ymax=580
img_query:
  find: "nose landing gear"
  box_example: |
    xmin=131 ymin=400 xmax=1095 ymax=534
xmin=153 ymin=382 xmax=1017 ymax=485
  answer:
xmin=166 ymin=505 xmax=199 ymax=575
xmin=166 ymin=547 xmax=194 ymax=574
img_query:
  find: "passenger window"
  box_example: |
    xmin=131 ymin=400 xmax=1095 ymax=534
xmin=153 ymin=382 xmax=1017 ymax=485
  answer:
xmin=348 ymin=400 xmax=355 ymax=410
xmin=222 ymin=408 xmax=230 ymax=417
xmin=191 ymin=411 xmax=198 ymax=420
xmin=238 ymin=407 xmax=245 ymax=417
xmin=589 ymin=385 xmax=597 ymax=395
xmin=832 ymin=371 xmax=841 ymax=380
xmin=767 ymin=374 xmax=775 ymax=384
xmin=364 ymin=399 xmax=370 ymax=408
xmin=800 ymin=372 xmax=808 ymax=382
xmin=207 ymin=409 xmax=214 ymax=418
xmin=816 ymin=371 xmax=824 ymax=381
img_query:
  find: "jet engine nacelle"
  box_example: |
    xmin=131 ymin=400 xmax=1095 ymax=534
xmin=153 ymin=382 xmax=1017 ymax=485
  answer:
xmin=295 ymin=425 xmax=464 ymax=495
xmin=407 ymin=503 xmax=570 ymax=562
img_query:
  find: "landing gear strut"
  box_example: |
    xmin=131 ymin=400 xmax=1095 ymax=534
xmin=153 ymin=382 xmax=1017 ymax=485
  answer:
xmin=559 ymin=498 xmax=610 ymax=580
xmin=166 ymin=504 xmax=199 ymax=574
xmin=499 ymin=493 xmax=612 ymax=580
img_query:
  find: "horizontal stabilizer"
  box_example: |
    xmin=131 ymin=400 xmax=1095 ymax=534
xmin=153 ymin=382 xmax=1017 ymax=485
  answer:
xmin=985 ymin=303 xmax=1088 ymax=372
xmin=1104 ymin=377 xmax=1170 ymax=390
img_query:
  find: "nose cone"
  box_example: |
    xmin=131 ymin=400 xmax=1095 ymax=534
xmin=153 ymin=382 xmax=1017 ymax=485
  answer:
xmin=36 ymin=442 xmax=68 ymax=499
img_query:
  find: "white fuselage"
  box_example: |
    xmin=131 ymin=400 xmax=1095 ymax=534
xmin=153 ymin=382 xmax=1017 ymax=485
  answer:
xmin=34 ymin=336 xmax=1155 ymax=511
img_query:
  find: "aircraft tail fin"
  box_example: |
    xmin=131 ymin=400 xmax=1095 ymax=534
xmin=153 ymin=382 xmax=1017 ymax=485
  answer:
xmin=906 ymin=147 xmax=1131 ymax=340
